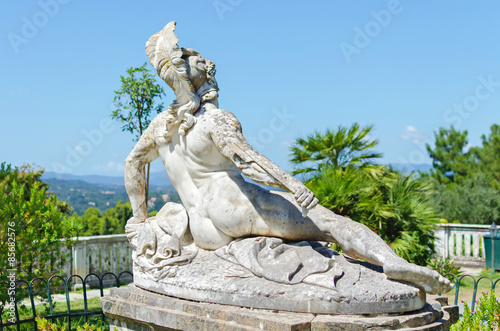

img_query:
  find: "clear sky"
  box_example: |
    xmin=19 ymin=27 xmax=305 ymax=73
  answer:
xmin=1 ymin=0 xmax=499 ymax=176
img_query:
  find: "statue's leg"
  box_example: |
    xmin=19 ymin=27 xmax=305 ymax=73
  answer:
xmin=247 ymin=190 xmax=453 ymax=294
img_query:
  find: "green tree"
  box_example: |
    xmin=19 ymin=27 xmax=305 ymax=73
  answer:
xmin=76 ymin=201 xmax=133 ymax=236
xmin=78 ymin=207 xmax=101 ymax=236
xmin=423 ymin=124 xmax=500 ymax=225
xmin=474 ymin=124 xmax=500 ymax=191
xmin=424 ymin=126 xmax=476 ymax=185
xmin=290 ymin=123 xmax=382 ymax=178
xmin=112 ymin=63 xmax=166 ymax=201
xmin=428 ymin=173 xmax=500 ymax=224
xmin=0 ymin=163 xmax=79 ymax=312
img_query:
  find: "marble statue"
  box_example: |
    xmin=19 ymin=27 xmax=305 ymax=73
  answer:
xmin=123 ymin=21 xmax=452 ymax=314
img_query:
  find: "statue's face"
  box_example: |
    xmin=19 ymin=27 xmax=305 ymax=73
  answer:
xmin=186 ymin=54 xmax=209 ymax=90
xmin=183 ymin=48 xmax=218 ymax=95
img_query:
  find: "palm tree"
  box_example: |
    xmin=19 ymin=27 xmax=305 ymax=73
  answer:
xmin=289 ymin=123 xmax=382 ymax=178
xmin=306 ymin=164 xmax=438 ymax=265
xmin=288 ymin=124 xmax=438 ymax=266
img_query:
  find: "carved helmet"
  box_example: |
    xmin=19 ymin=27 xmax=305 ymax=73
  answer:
xmin=145 ymin=21 xmax=218 ymax=104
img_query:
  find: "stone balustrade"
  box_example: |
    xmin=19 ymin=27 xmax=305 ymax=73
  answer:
xmin=69 ymin=234 xmax=132 ymax=278
xmin=435 ymin=223 xmax=491 ymax=268
xmin=64 ymin=225 xmax=490 ymax=278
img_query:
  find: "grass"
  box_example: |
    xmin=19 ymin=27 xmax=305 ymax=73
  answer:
xmin=1 ymin=296 xmax=108 ymax=331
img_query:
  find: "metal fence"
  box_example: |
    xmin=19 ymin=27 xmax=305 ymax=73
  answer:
xmin=443 ymin=273 xmax=500 ymax=313
xmin=0 ymin=271 xmax=132 ymax=331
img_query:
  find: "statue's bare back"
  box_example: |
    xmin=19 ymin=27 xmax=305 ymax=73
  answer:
xmin=148 ymin=105 xmax=334 ymax=250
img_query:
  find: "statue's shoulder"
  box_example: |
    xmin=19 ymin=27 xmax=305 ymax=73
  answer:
xmin=205 ymin=108 xmax=242 ymax=130
xmin=149 ymin=111 xmax=168 ymax=127
xmin=144 ymin=111 xmax=170 ymax=140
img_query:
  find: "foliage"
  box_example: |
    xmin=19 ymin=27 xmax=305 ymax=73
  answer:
xmin=36 ymin=317 xmax=103 ymax=331
xmin=290 ymin=127 xmax=439 ymax=266
xmin=74 ymin=201 xmax=132 ymax=236
xmin=451 ymin=291 xmax=500 ymax=331
xmin=74 ymin=200 xmax=163 ymax=236
xmin=427 ymin=256 xmax=463 ymax=278
xmin=424 ymin=126 xmax=476 ymax=185
xmin=290 ymin=123 xmax=382 ymax=177
xmin=0 ymin=163 xmax=79 ymax=313
xmin=428 ymin=173 xmax=500 ymax=224
xmin=36 ymin=317 xmax=67 ymax=331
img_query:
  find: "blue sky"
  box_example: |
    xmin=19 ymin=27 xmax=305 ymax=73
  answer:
xmin=1 ymin=0 xmax=499 ymax=176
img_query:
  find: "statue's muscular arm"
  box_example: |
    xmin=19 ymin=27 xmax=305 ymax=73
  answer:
xmin=124 ymin=123 xmax=160 ymax=223
xmin=210 ymin=109 xmax=318 ymax=210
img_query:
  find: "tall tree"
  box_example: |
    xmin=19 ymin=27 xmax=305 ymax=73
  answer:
xmin=289 ymin=123 xmax=381 ymax=178
xmin=474 ymin=124 xmax=500 ymax=191
xmin=425 ymin=126 xmax=476 ymax=185
xmin=112 ymin=63 xmax=166 ymax=201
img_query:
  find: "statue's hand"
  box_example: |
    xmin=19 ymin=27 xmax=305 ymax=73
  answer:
xmin=293 ymin=184 xmax=319 ymax=210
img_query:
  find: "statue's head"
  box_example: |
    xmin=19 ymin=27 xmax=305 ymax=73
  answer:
xmin=182 ymin=48 xmax=218 ymax=102
xmin=145 ymin=22 xmax=219 ymax=142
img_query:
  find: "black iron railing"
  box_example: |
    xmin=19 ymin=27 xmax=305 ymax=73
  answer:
xmin=0 ymin=271 xmax=132 ymax=331
xmin=442 ymin=272 xmax=500 ymax=312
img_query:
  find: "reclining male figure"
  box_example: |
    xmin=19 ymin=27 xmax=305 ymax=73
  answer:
xmin=124 ymin=22 xmax=453 ymax=295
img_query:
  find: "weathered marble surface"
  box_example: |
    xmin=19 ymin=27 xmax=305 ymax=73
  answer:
xmin=101 ymin=285 xmax=458 ymax=330
xmin=133 ymin=248 xmax=425 ymax=315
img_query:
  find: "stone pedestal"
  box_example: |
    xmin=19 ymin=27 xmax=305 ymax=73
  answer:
xmin=101 ymin=285 xmax=458 ymax=330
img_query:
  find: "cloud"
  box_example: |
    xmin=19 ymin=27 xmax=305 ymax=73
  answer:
xmin=280 ymin=140 xmax=294 ymax=148
xmin=401 ymin=125 xmax=428 ymax=145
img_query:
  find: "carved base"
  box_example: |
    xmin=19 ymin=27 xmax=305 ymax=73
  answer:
xmin=131 ymin=249 xmax=426 ymax=315
xmin=101 ymin=286 xmax=459 ymax=330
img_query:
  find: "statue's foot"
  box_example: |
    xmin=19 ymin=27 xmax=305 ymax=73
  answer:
xmin=383 ymin=258 xmax=454 ymax=294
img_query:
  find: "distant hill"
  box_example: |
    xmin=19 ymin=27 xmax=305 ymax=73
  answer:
xmin=42 ymin=164 xmax=432 ymax=215
xmin=43 ymin=172 xmax=178 ymax=215
xmin=42 ymin=171 xmax=173 ymax=188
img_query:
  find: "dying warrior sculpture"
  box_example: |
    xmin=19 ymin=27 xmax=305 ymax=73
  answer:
xmin=124 ymin=21 xmax=453 ymax=296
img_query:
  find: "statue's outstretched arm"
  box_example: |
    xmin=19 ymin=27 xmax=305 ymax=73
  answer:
xmin=124 ymin=124 xmax=160 ymax=223
xmin=211 ymin=110 xmax=318 ymax=210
